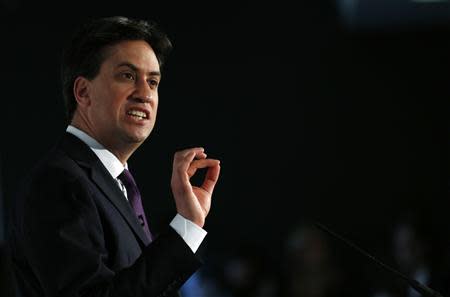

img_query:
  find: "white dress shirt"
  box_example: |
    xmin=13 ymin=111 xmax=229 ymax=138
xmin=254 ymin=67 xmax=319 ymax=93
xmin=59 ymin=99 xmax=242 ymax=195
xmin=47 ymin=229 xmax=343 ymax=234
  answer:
xmin=66 ymin=125 xmax=206 ymax=253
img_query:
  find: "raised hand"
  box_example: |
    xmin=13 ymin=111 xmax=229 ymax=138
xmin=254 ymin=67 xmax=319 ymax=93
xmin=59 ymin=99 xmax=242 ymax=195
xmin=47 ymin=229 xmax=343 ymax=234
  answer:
xmin=170 ymin=147 xmax=221 ymax=227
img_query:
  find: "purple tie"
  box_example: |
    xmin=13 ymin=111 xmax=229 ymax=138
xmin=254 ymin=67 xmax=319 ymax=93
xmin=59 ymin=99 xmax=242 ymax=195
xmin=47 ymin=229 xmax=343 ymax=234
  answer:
xmin=118 ymin=169 xmax=153 ymax=241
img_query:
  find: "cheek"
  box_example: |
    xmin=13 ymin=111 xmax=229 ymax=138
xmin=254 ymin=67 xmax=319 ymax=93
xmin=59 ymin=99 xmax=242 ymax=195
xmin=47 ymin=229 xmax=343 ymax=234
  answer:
xmin=91 ymin=99 xmax=121 ymax=123
xmin=108 ymin=93 xmax=128 ymax=116
xmin=153 ymin=95 xmax=159 ymax=110
xmin=153 ymin=101 xmax=159 ymax=119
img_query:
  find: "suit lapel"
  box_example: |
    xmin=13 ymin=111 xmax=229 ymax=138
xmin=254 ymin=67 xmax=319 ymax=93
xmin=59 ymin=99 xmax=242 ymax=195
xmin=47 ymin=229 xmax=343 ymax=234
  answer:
xmin=59 ymin=133 xmax=151 ymax=246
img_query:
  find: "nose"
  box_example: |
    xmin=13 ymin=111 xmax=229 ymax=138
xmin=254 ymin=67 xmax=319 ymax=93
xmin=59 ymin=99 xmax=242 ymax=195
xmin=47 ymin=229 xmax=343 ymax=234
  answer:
xmin=132 ymin=78 xmax=154 ymax=104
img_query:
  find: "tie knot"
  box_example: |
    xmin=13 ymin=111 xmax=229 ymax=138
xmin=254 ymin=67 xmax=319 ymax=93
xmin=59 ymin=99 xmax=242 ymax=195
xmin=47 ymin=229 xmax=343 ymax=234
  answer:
xmin=118 ymin=169 xmax=137 ymax=189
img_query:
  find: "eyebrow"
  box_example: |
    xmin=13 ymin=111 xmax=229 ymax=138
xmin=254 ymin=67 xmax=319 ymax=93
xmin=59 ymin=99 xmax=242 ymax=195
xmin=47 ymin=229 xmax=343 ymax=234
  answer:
xmin=116 ymin=62 xmax=161 ymax=77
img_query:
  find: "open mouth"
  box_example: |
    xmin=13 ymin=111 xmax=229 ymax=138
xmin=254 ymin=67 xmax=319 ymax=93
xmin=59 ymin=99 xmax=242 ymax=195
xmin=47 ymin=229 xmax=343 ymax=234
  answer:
xmin=126 ymin=109 xmax=149 ymax=121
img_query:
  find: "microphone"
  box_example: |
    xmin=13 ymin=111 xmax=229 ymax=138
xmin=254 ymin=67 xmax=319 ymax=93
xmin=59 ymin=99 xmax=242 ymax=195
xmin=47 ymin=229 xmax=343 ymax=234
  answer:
xmin=314 ymin=222 xmax=444 ymax=297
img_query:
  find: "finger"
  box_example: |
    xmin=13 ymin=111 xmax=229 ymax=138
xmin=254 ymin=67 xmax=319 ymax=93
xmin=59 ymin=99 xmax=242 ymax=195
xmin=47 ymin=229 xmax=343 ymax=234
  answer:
xmin=177 ymin=151 xmax=197 ymax=173
xmin=186 ymin=159 xmax=218 ymax=177
xmin=181 ymin=147 xmax=204 ymax=158
xmin=174 ymin=148 xmax=206 ymax=167
xmin=201 ymin=162 xmax=221 ymax=194
xmin=191 ymin=158 xmax=220 ymax=168
xmin=197 ymin=152 xmax=207 ymax=159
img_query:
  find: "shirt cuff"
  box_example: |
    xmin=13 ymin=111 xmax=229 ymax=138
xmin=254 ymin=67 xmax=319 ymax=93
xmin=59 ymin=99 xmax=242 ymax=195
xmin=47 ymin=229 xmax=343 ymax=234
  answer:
xmin=170 ymin=214 xmax=207 ymax=253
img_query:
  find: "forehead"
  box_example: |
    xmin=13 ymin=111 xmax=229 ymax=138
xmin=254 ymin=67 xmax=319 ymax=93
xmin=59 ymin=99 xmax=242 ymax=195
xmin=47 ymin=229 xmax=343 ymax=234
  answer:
xmin=102 ymin=40 xmax=160 ymax=71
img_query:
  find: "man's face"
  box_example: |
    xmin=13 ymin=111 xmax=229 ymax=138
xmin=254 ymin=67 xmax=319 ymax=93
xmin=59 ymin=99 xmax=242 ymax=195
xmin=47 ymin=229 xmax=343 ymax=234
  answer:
xmin=84 ymin=40 xmax=161 ymax=149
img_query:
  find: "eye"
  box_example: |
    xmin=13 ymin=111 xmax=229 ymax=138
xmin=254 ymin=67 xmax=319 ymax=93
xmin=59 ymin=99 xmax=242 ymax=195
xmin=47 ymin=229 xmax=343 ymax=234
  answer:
xmin=148 ymin=79 xmax=159 ymax=88
xmin=122 ymin=72 xmax=135 ymax=81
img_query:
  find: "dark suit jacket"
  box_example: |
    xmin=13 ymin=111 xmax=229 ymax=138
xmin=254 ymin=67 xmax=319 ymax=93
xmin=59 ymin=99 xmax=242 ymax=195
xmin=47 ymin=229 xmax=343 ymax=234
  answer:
xmin=9 ymin=133 xmax=201 ymax=297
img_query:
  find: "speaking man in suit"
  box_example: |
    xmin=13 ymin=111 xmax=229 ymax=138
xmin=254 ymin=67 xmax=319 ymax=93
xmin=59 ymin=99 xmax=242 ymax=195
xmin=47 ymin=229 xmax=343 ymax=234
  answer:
xmin=8 ymin=16 xmax=221 ymax=297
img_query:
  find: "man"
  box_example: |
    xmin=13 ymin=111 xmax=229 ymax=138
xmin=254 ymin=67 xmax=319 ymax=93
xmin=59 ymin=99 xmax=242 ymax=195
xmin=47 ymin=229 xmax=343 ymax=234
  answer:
xmin=8 ymin=16 xmax=221 ymax=297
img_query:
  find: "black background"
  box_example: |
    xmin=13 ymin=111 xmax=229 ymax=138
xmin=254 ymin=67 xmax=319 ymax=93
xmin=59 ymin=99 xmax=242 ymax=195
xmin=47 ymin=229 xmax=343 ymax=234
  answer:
xmin=1 ymin=1 xmax=449 ymax=295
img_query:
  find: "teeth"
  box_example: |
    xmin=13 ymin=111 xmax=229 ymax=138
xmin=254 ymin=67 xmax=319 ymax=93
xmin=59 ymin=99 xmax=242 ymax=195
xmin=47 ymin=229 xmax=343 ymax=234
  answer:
xmin=127 ymin=110 xmax=147 ymax=119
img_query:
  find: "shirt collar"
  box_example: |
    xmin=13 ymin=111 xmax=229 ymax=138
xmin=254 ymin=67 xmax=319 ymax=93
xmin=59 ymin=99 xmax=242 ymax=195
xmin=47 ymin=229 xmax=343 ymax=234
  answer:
xmin=66 ymin=125 xmax=126 ymax=179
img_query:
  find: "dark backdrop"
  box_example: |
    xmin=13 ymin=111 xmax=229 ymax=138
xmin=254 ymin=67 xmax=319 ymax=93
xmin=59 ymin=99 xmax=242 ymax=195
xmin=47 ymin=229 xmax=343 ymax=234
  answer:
xmin=1 ymin=1 xmax=449 ymax=296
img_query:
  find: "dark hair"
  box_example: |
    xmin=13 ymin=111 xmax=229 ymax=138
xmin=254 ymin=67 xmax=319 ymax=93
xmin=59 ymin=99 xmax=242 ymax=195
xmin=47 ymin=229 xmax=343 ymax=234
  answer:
xmin=61 ymin=16 xmax=173 ymax=122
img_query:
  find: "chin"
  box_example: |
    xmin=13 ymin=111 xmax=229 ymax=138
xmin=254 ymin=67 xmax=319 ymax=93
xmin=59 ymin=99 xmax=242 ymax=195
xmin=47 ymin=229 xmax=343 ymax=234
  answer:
xmin=126 ymin=134 xmax=148 ymax=144
xmin=119 ymin=125 xmax=153 ymax=144
xmin=128 ymin=130 xmax=152 ymax=143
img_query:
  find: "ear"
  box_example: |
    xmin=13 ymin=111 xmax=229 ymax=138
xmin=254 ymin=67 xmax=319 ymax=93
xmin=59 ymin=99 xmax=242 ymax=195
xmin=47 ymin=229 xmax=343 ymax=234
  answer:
xmin=73 ymin=76 xmax=91 ymax=107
